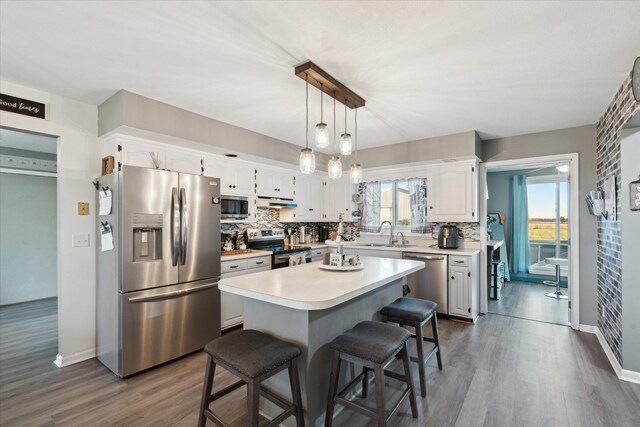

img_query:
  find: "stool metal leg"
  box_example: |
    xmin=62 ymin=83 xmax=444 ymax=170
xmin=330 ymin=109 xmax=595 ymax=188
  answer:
xmin=545 ymin=264 xmax=568 ymax=299
xmin=288 ymin=359 xmax=305 ymax=427
xmin=414 ymin=320 xmax=427 ymax=398
xmin=198 ymin=356 xmax=216 ymax=427
xmin=324 ymin=355 xmax=341 ymax=427
xmin=432 ymin=314 xmax=443 ymax=370
xmin=247 ymin=377 xmax=260 ymax=427
xmin=374 ymin=364 xmax=386 ymax=427
xmin=400 ymin=343 xmax=418 ymax=418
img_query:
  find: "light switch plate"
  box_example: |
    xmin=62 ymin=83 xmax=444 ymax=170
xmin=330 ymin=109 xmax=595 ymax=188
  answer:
xmin=77 ymin=202 xmax=89 ymax=215
xmin=72 ymin=234 xmax=90 ymax=248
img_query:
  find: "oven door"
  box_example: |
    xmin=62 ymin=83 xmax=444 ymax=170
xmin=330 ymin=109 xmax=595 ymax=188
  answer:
xmin=220 ymin=195 xmax=249 ymax=219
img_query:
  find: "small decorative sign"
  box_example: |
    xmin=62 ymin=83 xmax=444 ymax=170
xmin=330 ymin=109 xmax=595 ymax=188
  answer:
xmin=630 ymin=177 xmax=640 ymax=211
xmin=0 ymin=93 xmax=46 ymax=119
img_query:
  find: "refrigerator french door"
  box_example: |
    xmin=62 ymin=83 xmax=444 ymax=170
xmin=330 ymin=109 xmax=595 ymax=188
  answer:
xmin=96 ymin=166 xmax=221 ymax=377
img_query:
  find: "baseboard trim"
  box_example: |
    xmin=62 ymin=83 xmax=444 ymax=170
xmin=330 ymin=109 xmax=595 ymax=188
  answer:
xmin=53 ymin=348 xmax=96 ymax=368
xmin=593 ymin=327 xmax=623 ymax=377
xmin=621 ymin=369 xmax=640 ymax=384
xmin=579 ymin=324 xmax=598 ymax=334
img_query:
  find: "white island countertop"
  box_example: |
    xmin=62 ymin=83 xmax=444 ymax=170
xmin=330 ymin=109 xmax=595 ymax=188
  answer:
xmin=219 ymin=256 xmax=424 ymax=311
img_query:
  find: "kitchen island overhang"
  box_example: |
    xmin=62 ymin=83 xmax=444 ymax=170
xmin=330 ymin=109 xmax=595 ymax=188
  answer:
xmin=218 ymin=257 xmax=425 ymax=427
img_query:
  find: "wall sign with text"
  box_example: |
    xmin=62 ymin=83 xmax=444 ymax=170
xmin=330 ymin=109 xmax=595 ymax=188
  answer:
xmin=0 ymin=93 xmax=46 ymax=119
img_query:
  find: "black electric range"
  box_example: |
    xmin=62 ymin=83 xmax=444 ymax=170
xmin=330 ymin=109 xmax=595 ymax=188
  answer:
xmin=246 ymin=228 xmax=312 ymax=269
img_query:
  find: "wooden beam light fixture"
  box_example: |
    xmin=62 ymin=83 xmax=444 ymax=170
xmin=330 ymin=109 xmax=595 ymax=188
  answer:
xmin=294 ymin=61 xmax=365 ymax=109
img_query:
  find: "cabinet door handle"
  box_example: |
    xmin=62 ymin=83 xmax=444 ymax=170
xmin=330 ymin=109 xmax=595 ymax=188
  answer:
xmin=451 ymin=276 xmax=455 ymax=279
xmin=255 ymin=261 xmax=264 ymax=265
xmin=429 ymin=206 xmax=433 ymax=209
xmin=230 ymin=265 xmax=239 ymax=269
xmin=454 ymin=260 xmax=464 ymax=263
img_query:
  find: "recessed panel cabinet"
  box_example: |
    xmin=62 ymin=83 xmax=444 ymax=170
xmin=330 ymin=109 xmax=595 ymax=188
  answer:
xmin=256 ymin=166 xmax=294 ymax=198
xmin=427 ymin=160 xmax=478 ymax=222
xmin=448 ymin=254 xmax=479 ymax=321
xmin=203 ymin=156 xmax=255 ymax=196
xmin=220 ymin=256 xmax=271 ymax=329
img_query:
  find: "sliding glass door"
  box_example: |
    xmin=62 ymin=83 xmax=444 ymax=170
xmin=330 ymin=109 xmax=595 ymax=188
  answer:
xmin=526 ymin=174 xmax=569 ymax=276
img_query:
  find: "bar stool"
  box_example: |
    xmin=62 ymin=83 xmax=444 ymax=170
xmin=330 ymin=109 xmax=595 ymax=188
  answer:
xmin=325 ymin=321 xmax=418 ymax=427
xmin=544 ymin=257 xmax=568 ymax=299
xmin=380 ymin=297 xmax=442 ymax=398
xmin=198 ymin=329 xmax=305 ymax=427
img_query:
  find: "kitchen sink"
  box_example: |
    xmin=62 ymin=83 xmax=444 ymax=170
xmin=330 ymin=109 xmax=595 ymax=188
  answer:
xmin=360 ymin=243 xmax=415 ymax=248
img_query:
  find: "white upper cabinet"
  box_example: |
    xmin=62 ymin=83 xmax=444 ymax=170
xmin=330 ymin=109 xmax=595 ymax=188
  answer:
xmin=119 ymin=138 xmax=166 ymax=169
xmin=164 ymin=149 xmax=203 ymax=175
xmin=203 ymin=156 xmax=255 ymax=196
xmin=427 ymin=160 xmax=478 ymax=222
xmin=256 ymin=166 xmax=295 ymax=198
xmin=323 ymin=176 xmax=351 ymax=221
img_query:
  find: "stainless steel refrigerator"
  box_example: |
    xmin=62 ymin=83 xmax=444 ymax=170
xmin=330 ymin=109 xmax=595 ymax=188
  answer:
xmin=96 ymin=166 xmax=221 ymax=377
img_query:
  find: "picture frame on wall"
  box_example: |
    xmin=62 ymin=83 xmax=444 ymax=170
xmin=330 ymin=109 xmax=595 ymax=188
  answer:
xmin=630 ymin=177 xmax=640 ymax=211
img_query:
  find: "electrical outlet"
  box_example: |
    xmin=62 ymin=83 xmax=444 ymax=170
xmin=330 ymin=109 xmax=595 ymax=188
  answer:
xmin=77 ymin=202 xmax=89 ymax=215
xmin=72 ymin=234 xmax=90 ymax=248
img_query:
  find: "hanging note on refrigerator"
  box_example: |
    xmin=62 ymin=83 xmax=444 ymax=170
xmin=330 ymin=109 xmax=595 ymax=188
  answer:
xmin=99 ymin=189 xmax=112 ymax=216
xmin=101 ymin=224 xmax=114 ymax=252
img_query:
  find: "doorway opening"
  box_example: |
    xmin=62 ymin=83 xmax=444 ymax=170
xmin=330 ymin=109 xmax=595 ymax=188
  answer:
xmin=484 ymin=161 xmax=572 ymax=326
xmin=0 ymin=127 xmax=59 ymax=372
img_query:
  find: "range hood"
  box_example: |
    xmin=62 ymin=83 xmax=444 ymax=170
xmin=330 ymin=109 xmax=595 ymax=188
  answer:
xmin=256 ymin=196 xmax=297 ymax=209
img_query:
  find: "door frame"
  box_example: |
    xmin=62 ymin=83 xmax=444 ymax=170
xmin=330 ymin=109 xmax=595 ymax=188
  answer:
xmin=479 ymin=153 xmax=580 ymax=329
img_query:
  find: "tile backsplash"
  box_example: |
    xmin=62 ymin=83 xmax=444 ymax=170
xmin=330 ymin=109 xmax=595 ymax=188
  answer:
xmin=431 ymin=222 xmax=480 ymax=241
xmin=221 ymin=208 xmax=358 ymax=246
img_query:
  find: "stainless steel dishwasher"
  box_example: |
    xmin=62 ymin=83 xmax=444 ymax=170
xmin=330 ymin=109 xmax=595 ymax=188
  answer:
xmin=402 ymin=252 xmax=448 ymax=315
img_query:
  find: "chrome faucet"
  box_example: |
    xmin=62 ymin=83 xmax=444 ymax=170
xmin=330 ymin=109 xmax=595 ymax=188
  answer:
xmin=378 ymin=221 xmax=395 ymax=245
xmin=397 ymin=231 xmax=408 ymax=246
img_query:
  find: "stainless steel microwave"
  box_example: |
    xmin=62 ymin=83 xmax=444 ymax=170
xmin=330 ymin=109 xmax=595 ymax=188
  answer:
xmin=220 ymin=195 xmax=250 ymax=219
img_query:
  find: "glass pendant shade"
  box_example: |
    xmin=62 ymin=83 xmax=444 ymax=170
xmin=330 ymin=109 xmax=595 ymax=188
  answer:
xmin=328 ymin=156 xmax=342 ymax=179
xmin=350 ymin=163 xmax=363 ymax=184
xmin=315 ymin=123 xmax=329 ymax=148
xmin=299 ymin=148 xmax=316 ymax=174
xmin=340 ymin=133 xmax=353 ymax=155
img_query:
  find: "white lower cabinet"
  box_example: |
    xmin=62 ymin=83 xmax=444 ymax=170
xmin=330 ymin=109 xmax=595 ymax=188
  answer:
xmin=220 ymin=256 xmax=271 ymax=329
xmin=310 ymin=247 xmax=328 ymax=262
xmin=448 ymin=254 xmax=479 ymax=321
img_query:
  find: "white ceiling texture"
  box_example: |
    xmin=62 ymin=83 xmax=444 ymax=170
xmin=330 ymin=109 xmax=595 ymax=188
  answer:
xmin=1 ymin=1 xmax=639 ymax=152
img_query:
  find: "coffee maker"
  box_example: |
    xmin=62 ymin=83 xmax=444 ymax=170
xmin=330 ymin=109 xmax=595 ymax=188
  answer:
xmin=319 ymin=226 xmax=330 ymax=243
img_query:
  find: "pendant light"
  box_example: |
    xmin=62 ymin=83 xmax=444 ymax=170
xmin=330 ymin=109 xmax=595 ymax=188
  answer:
xmin=315 ymin=83 xmax=329 ymax=149
xmin=350 ymin=107 xmax=363 ymax=184
xmin=339 ymin=100 xmax=353 ymax=155
xmin=299 ymin=73 xmax=316 ymax=174
xmin=328 ymin=91 xmax=343 ymax=179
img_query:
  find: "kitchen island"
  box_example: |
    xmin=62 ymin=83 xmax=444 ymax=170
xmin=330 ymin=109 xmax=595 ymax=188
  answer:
xmin=218 ymin=256 xmax=424 ymax=427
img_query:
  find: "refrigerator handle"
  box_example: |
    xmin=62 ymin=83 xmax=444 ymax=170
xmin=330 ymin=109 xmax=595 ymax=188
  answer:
xmin=180 ymin=188 xmax=188 ymax=265
xmin=171 ymin=187 xmax=180 ymax=266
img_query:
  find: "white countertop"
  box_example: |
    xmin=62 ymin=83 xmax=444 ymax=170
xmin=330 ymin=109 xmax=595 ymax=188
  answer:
xmin=218 ymin=256 xmax=424 ymax=311
xmin=487 ymin=240 xmax=504 ymax=249
xmin=220 ymin=249 xmax=271 ymax=261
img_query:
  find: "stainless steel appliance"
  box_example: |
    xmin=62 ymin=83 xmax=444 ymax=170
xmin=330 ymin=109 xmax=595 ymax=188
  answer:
xmin=255 ymin=196 xmax=297 ymax=209
xmin=246 ymin=227 xmax=311 ymax=269
xmin=438 ymin=225 xmax=459 ymax=249
xmin=96 ymin=166 xmax=221 ymax=377
xmin=319 ymin=226 xmax=330 ymax=243
xmin=402 ymin=252 xmax=448 ymax=315
xmin=220 ymin=195 xmax=249 ymax=219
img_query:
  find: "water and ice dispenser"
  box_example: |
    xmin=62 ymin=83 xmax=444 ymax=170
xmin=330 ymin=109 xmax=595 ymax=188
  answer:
xmin=132 ymin=213 xmax=163 ymax=262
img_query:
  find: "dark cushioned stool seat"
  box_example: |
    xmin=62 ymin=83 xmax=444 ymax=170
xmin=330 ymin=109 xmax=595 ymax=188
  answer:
xmin=330 ymin=320 xmax=411 ymax=364
xmin=380 ymin=297 xmax=438 ymax=322
xmin=205 ymin=329 xmax=301 ymax=378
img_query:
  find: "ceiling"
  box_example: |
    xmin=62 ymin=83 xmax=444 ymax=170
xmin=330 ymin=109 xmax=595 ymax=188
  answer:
xmin=1 ymin=1 xmax=639 ymax=152
xmin=0 ymin=127 xmax=57 ymax=154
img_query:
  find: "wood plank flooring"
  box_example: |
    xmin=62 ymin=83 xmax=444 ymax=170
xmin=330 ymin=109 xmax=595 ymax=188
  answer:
xmin=1 ymin=299 xmax=639 ymax=427
xmin=488 ymin=281 xmax=569 ymax=325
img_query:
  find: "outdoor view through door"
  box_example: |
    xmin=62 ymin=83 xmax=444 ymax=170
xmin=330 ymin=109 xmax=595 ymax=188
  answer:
xmin=486 ymin=162 xmax=571 ymax=326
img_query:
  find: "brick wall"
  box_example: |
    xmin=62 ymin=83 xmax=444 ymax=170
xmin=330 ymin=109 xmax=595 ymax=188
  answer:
xmin=596 ymin=72 xmax=640 ymax=364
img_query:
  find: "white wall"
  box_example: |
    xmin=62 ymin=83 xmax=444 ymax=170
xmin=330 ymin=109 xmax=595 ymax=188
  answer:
xmin=0 ymin=79 xmax=99 ymax=366
xmin=0 ymin=172 xmax=57 ymax=305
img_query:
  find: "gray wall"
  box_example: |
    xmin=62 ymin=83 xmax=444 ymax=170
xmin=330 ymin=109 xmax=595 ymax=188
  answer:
xmin=0 ymin=172 xmax=57 ymax=305
xmin=99 ymin=90 xmax=331 ymax=169
xmin=483 ymin=124 xmax=598 ymax=326
xmin=620 ymin=127 xmax=640 ymax=372
xmin=355 ymin=130 xmax=480 ymax=168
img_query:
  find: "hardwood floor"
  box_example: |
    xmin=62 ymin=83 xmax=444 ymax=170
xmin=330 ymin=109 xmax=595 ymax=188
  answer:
xmin=488 ymin=281 xmax=569 ymax=325
xmin=1 ymin=299 xmax=639 ymax=427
